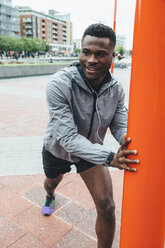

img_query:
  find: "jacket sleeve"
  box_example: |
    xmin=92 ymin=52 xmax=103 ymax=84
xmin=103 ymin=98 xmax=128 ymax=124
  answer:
xmin=46 ymin=80 xmax=112 ymax=165
xmin=109 ymin=85 xmax=128 ymax=144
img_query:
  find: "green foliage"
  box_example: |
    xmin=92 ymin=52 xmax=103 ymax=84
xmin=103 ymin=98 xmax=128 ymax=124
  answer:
xmin=115 ymin=45 xmax=125 ymax=56
xmin=0 ymin=36 xmax=50 ymax=53
xmin=0 ymin=36 xmax=15 ymax=51
xmin=74 ymin=48 xmax=81 ymax=53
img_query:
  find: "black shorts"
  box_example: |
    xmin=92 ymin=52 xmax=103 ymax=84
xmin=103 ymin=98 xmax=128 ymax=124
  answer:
xmin=42 ymin=146 xmax=96 ymax=178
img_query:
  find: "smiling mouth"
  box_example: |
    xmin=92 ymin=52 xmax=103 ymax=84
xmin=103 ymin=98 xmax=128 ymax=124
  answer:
xmin=86 ymin=67 xmax=98 ymax=72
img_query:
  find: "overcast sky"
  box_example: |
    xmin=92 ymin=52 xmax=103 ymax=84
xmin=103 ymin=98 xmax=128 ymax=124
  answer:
xmin=12 ymin=0 xmax=136 ymax=49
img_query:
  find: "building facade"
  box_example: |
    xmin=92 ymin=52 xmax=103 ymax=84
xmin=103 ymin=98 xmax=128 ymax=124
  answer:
xmin=0 ymin=0 xmax=20 ymax=37
xmin=18 ymin=7 xmax=73 ymax=55
xmin=116 ymin=34 xmax=126 ymax=47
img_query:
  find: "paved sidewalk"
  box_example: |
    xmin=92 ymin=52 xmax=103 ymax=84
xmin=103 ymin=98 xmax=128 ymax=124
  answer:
xmin=0 ymin=171 xmax=124 ymax=248
xmin=0 ymin=68 xmax=131 ymax=247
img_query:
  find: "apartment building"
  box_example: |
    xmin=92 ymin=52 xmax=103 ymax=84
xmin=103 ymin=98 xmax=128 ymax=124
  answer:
xmin=0 ymin=0 xmax=20 ymax=37
xmin=18 ymin=7 xmax=73 ymax=54
xmin=116 ymin=34 xmax=126 ymax=47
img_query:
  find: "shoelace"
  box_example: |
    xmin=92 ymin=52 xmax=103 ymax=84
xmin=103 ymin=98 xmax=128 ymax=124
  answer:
xmin=45 ymin=196 xmax=54 ymax=206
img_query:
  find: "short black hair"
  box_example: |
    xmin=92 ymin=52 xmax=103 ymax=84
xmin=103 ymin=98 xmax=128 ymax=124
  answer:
xmin=82 ymin=23 xmax=116 ymax=47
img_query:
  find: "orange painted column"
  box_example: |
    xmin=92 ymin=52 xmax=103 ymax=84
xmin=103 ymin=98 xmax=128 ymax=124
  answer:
xmin=120 ymin=0 xmax=165 ymax=247
xmin=111 ymin=0 xmax=117 ymax=73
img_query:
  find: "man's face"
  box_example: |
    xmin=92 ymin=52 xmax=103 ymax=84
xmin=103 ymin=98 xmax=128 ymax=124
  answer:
xmin=79 ymin=35 xmax=115 ymax=85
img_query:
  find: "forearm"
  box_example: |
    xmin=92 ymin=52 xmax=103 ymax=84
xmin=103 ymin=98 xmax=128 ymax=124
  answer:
xmin=59 ymin=132 xmax=112 ymax=165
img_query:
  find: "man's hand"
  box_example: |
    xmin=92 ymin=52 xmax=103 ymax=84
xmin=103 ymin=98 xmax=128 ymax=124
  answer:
xmin=110 ymin=134 xmax=139 ymax=172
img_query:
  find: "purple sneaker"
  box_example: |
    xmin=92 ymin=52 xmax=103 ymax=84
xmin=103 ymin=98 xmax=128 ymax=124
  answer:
xmin=42 ymin=195 xmax=55 ymax=216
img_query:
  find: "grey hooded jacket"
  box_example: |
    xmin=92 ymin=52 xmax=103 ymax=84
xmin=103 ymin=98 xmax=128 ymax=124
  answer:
xmin=43 ymin=65 xmax=128 ymax=166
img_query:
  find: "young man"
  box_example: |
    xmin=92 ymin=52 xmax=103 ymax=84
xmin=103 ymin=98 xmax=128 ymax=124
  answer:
xmin=42 ymin=23 xmax=139 ymax=248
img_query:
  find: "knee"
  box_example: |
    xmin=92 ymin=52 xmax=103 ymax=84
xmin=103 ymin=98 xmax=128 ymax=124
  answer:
xmin=97 ymin=197 xmax=115 ymax=221
xmin=47 ymin=181 xmax=56 ymax=190
xmin=45 ymin=174 xmax=63 ymax=189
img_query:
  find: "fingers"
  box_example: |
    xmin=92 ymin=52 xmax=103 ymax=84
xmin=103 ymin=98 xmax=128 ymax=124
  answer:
xmin=123 ymin=133 xmax=127 ymax=143
xmin=124 ymin=158 xmax=139 ymax=164
xmin=114 ymin=135 xmax=139 ymax=172
xmin=119 ymin=149 xmax=137 ymax=157
xmin=118 ymin=157 xmax=139 ymax=164
xmin=120 ymin=137 xmax=131 ymax=150
xmin=120 ymin=163 xmax=137 ymax=172
xmin=117 ymin=157 xmax=139 ymax=172
xmin=117 ymin=147 xmax=139 ymax=172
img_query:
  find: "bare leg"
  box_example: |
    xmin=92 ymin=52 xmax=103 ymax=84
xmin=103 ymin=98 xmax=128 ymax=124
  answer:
xmin=80 ymin=165 xmax=115 ymax=248
xmin=44 ymin=174 xmax=63 ymax=196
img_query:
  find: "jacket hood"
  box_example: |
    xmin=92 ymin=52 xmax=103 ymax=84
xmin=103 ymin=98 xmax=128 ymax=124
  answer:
xmin=61 ymin=65 xmax=118 ymax=94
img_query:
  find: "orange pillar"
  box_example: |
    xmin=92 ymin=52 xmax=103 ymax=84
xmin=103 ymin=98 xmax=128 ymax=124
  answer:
xmin=113 ymin=0 xmax=117 ymax=32
xmin=120 ymin=0 xmax=165 ymax=247
xmin=111 ymin=0 xmax=117 ymax=73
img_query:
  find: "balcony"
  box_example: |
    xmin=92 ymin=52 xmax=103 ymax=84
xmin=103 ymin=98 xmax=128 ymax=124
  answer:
xmin=25 ymin=18 xmax=32 ymax=23
xmin=26 ymin=30 xmax=32 ymax=35
xmin=25 ymin=25 xmax=32 ymax=29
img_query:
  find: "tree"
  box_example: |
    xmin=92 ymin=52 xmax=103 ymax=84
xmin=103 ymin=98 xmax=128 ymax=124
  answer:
xmin=74 ymin=48 xmax=81 ymax=53
xmin=0 ymin=36 xmax=15 ymax=52
xmin=0 ymin=36 xmax=51 ymax=55
xmin=115 ymin=45 xmax=125 ymax=56
xmin=14 ymin=38 xmax=24 ymax=53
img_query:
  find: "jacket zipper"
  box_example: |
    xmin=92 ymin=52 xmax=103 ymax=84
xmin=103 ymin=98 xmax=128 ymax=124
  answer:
xmin=87 ymin=91 xmax=97 ymax=139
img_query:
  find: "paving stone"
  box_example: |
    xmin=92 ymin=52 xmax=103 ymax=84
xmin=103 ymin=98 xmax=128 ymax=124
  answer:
xmin=0 ymin=137 xmax=44 ymax=176
xmin=13 ymin=205 xmax=72 ymax=247
xmin=0 ymin=220 xmax=25 ymax=248
xmin=56 ymin=173 xmax=77 ymax=190
xmin=113 ymin=222 xmax=121 ymax=248
xmin=61 ymin=173 xmax=85 ymax=185
xmin=54 ymin=228 xmax=96 ymax=248
xmin=0 ymin=212 xmax=10 ymax=225
xmin=57 ymin=181 xmax=95 ymax=209
xmin=0 ymin=184 xmax=4 ymax=189
xmin=22 ymin=184 xmax=46 ymax=207
xmin=9 ymin=233 xmax=49 ymax=248
xmin=0 ymin=174 xmax=44 ymax=194
xmin=22 ymin=184 xmax=71 ymax=212
xmin=55 ymin=202 xmax=121 ymax=248
xmin=0 ymin=94 xmax=48 ymax=137
xmin=0 ymin=187 xmax=32 ymax=219
xmin=0 ymin=75 xmax=49 ymax=91
xmin=111 ymin=171 xmax=124 ymax=204
xmin=115 ymin=202 xmax=122 ymax=225
xmin=54 ymin=201 xmax=97 ymax=238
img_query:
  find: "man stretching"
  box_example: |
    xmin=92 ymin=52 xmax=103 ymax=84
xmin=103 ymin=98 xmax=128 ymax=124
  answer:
xmin=41 ymin=23 xmax=139 ymax=248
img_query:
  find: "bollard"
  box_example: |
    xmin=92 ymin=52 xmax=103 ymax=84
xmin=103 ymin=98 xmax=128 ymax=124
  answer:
xmin=120 ymin=0 xmax=165 ymax=247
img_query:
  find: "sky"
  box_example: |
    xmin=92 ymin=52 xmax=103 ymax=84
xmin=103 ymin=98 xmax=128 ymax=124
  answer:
xmin=12 ymin=0 xmax=136 ymax=50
